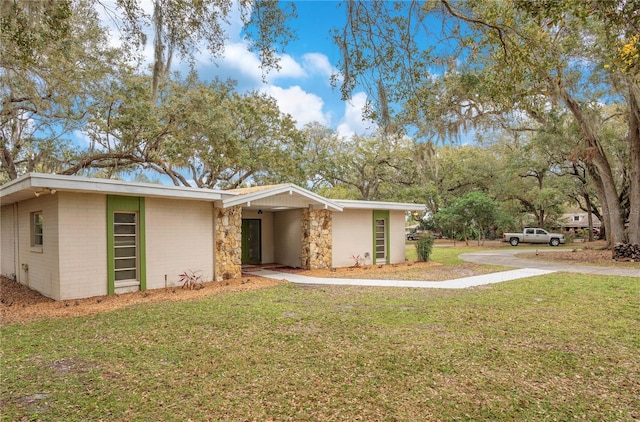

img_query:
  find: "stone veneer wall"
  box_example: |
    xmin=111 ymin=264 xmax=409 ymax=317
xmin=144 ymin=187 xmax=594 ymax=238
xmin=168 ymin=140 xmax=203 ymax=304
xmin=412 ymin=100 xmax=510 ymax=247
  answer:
xmin=214 ymin=206 xmax=242 ymax=281
xmin=301 ymin=208 xmax=332 ymax=269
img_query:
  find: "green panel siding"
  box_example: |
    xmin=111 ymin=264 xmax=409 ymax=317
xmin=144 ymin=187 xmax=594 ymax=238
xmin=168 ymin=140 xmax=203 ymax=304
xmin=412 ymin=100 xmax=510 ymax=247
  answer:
xmin=107 ymin=196 xmax=146 ymax=294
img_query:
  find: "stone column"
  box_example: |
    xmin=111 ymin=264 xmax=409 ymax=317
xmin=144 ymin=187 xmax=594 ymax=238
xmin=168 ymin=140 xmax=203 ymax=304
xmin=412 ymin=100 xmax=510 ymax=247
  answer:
xmin=301 ymin=207 xmax=332 ymax=269
xmin=214 ymin=206 xmax=242 ymax=281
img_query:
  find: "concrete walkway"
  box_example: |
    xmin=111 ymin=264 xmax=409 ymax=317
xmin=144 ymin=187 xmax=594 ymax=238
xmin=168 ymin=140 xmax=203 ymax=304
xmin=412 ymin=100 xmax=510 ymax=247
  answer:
xmin=459 ymin=249 xmax=640 ymax=278
xmin=251 ymin=268 xmax=556 ymax=289
xmin=248 ymin=248 xmax=638 ymax=289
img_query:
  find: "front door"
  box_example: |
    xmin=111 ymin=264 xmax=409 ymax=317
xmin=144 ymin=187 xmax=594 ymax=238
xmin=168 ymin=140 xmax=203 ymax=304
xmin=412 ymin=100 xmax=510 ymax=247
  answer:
xmin=242 ymin=219 xmax=262 ymax=264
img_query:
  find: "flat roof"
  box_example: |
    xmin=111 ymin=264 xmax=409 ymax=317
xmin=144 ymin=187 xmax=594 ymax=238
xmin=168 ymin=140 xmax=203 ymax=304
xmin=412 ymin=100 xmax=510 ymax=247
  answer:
xmin=0 ymin=173 xmax=227 ymax=205
xmin=332 ymin=199 xmax=426 ymax=212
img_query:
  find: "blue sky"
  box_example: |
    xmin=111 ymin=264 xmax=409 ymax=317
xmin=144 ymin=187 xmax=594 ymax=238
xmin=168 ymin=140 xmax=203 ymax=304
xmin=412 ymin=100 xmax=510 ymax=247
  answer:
xmin=100 ymin=0 xmax=376 ymax=139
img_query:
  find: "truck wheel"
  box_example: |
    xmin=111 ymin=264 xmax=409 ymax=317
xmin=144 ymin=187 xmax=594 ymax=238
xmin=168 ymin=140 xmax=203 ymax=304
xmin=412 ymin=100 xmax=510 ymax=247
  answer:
xmin=509 ymin=238 xmax=519 ymax=246
xmin=549 ymin=238 xmax=560 ymax=247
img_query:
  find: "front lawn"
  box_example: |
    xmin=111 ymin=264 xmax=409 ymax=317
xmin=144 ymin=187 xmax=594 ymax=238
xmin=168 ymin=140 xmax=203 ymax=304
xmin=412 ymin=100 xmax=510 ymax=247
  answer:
xmin=2 ymin=273 xmax=639 ymax=420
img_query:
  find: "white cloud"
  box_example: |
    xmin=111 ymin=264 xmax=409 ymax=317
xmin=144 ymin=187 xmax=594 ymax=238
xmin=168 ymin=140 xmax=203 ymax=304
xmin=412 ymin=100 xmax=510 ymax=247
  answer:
xmin=262 ymin=85 xmax=328 ymax=128
xmin=336 ymin=92 xmax=377 ymax=139
xmin=72 ymin=130 xmax=93 ymax=148
xmin=274 ymin=54 xmax=307 ymax=79
xmin=196 ymin=43 xmax=306 ymax=84
xmin=95 ymin=0 xmax=365 ymax=139
xmin=302 ymin=53 xmax=336 ymax=80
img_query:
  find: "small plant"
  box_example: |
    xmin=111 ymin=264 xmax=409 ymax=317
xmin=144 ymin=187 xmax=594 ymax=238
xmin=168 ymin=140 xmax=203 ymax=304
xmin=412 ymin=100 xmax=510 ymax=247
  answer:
xmin=179 ymin=270 xmax=203 ymax=290
xmin=350 ymin=255 xmax=365 ymax=267
xmin=415 ymin=234 xmax=434 ymax=262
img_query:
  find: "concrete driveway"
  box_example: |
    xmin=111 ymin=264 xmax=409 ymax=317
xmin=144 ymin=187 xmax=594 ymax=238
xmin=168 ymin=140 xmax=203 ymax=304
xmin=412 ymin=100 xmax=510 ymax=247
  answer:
xmin=459 ymin=249 xmax=640 ymax=278
xmin=251 ymin=267 xmax=556 ymax=289
xmin=250 ymin=248 xmax=637 ymax=289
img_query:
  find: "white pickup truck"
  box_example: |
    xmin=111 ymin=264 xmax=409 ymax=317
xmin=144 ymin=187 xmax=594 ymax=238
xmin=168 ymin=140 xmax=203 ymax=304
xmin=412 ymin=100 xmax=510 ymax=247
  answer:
xmin=502 ymin=228 xmax=566 ymax=246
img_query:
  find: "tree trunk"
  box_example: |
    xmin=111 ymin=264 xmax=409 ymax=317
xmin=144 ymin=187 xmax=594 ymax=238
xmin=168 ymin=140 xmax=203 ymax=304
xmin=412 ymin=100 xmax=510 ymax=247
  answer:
xmin=586 ymin=193 xmax=594 ymax=242
xmin=0 ymin=142 xmax=18 ymax=180
xmin=628 ymin=85 xmax=640 ymax=244
xmin=560 ymin=88 xmax=627 ymax=244
xmin=151 ymin=0 xmax=164 ymax=101
xmin=588 ymin=164 xmax=612 ymax=247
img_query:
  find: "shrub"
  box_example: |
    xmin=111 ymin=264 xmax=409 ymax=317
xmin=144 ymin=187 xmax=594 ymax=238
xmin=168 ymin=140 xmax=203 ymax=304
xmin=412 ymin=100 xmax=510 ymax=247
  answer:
xmin=179 ymin=270 xmax=203 ymax=289
xmin=415 ymin=234 xmax=434 ymax=262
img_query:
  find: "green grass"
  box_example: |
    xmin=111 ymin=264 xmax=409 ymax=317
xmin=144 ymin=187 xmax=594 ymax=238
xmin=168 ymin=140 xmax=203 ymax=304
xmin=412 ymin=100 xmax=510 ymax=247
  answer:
xmin=406 ymin=243 xmax=492 ymax=265
xmin=2 ymin=274 xmax=639 ymax=421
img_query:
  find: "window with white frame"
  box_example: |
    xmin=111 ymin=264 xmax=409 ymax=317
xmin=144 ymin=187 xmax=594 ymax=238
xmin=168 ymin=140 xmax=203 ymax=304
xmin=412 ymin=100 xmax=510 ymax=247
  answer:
xmin=31 ymin=211 xmax=43 ymax=247
xmin=573 ymin=215 xmax=580 ymax=222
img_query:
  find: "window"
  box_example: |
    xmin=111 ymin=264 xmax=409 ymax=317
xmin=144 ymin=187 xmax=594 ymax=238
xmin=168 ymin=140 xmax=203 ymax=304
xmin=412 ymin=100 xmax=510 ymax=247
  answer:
xmin=375 ymin=218 xmax=386 ymax=260
xmin=573 ymin=215 xmax=580 ymax=222
xmin=113 ymin=212 xmax=137 ymax=281
xmin=31 ymin=212 xmax=43 ymax=247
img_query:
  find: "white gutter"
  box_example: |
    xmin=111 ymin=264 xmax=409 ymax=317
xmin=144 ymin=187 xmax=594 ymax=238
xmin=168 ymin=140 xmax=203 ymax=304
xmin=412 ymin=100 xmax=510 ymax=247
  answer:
xmin=1 ymin=173 xmax=226 ymax=202
xmin=332 ymin=199 xmax=426 ymax=212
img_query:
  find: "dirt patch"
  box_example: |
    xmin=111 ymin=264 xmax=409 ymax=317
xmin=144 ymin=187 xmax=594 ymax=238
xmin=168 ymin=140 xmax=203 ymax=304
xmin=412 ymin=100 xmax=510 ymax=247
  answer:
xmin=291 ymin=260 xmax=492 ymax=281
xmin=1 ymin=276 xmax=285 ymax=325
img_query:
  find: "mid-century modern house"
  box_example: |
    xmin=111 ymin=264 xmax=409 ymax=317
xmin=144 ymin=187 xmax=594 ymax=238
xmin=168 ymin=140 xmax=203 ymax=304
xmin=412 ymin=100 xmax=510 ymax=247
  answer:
xmin=0 ymin=173 xmax=425 ymax=300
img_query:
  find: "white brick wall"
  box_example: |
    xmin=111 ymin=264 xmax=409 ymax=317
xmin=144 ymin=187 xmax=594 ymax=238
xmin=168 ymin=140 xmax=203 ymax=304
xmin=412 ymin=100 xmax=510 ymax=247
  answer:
xmin=145 ymin=198 xmax=214 ymax=289
xmin=58 ymin=192 xmax=107 ymax=300
xmin=332 ymin=209 xmax=373 ymax=268
xmin=389 ymin=211 xmax=406 ymax=264
xmin=332 ymin=209 xmax=407 ymax=268
xmin=13 ymin=194 xmax=60 ymax=299
xmin=1 ymin=205 xmax=17 ymax=280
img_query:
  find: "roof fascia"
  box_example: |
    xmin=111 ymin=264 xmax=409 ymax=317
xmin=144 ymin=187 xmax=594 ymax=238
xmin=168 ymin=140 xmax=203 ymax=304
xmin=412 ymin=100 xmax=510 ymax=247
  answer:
xmin=222 ymin=183 xmax=343 ymax=211
xmin=1 ymin=173 xmax=225 ymax=201
xmin=332 ymin=199 xmax=426 ymax=212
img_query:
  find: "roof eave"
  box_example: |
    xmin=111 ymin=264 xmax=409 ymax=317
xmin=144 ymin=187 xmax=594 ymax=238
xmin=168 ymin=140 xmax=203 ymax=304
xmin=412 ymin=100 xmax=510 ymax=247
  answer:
xmin=222 ymin=183 xmax=343 ymax=211
xmin=332 ymin=199 xmax=426 ymax=212
xmin=1 ymin=173 xmax=225 ymax=204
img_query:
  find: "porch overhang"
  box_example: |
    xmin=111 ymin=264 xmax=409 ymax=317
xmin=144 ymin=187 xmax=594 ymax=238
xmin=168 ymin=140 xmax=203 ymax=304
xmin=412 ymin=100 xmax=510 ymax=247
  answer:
xmin=222 ymin=183 xmax=343 ymax=212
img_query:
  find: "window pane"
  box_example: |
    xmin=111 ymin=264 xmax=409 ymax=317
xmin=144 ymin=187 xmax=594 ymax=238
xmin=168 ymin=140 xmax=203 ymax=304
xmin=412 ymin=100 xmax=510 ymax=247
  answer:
xmin=115 ymin=258 xmax=136 ymax=269
xmin=114 ymin=213 xmax=136 ymax=224
xmin=115 ymin=269 xmax=136 ymax=281
xmin=114 ymin=235 xmax=136 ymax=246
xmin=115 ymin=246 xmax=136 ymax=257
xmin=31 ymin=212 xmax=43 ymax=246
xmin=114 ymin=224 xmax=136 ymax=234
